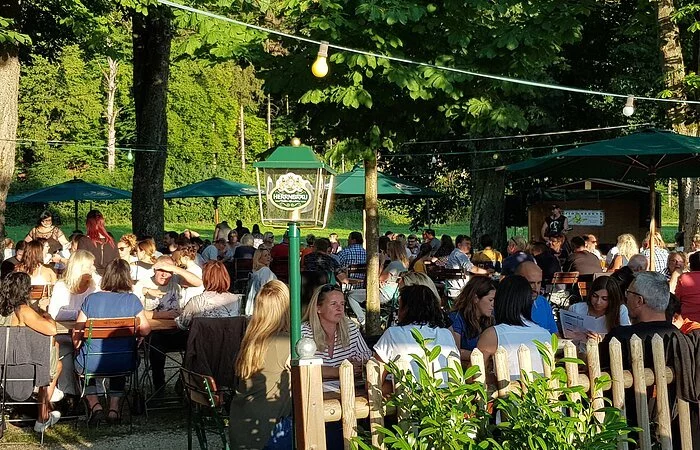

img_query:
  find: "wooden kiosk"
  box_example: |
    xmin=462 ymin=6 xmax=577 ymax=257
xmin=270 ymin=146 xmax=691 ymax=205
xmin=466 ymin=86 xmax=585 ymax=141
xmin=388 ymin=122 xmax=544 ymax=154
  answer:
xmin=527 ymin=179 xmax=661 ymax=250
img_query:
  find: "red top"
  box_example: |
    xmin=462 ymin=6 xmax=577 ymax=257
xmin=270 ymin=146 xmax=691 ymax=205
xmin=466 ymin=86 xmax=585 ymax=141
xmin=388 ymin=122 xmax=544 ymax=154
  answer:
xmin=270 ymin=243 xmax=289 ymax=260
xmin=676 ymin=271 xmax=700 ymax=323
xmin=680 ymin=318 xmax=700 ymax=334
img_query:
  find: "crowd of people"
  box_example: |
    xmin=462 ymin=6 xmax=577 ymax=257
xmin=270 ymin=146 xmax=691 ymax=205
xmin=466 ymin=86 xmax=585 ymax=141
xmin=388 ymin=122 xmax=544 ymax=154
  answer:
xmin=3 ymin=208 xmax=700 ymax=447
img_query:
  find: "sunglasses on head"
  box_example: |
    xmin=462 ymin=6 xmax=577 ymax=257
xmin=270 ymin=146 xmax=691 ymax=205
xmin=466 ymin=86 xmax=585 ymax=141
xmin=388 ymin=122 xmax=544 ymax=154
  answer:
xmin=319 ymin=284 xmax=342 ymax=294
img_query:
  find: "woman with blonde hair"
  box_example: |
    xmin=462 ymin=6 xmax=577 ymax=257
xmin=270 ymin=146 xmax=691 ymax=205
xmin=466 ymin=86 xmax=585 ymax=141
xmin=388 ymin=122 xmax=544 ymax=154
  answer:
xmin=379 ymin=240 xmax=409 ymax=304
xmin=245 ymin=247 xmax=277 ymax=315
xmin=48 ymin=250 xmax=97 ymax=320
xmin=607 ymin=234 xmax=639 ymax=272
xmin=131 ymin=238 xmax=157 ymax=282
xmin=301 ymin=284 xmax=372 ymax=378
xmin=231 ymin=280 xmax=292 ymax=449
xmin=117 ymin=234 xmax=138 ymax=263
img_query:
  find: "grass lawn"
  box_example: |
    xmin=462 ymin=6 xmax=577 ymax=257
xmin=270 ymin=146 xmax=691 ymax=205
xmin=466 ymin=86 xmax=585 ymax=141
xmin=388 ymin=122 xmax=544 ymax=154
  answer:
xmin=4 ymin=214 xmax=678 ymax=247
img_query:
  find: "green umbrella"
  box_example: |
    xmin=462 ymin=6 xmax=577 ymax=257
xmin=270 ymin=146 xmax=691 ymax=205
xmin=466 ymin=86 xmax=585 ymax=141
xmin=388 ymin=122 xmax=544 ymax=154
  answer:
xmin=505 ymin=128 xmax=700 ymax=269
xmin=164 ymin=177 xmax=259 ymax=224
xmin=7 ymin=178 xmax=131 ymax=230
xmin=334 ymin=164 xmax=442 ymax=198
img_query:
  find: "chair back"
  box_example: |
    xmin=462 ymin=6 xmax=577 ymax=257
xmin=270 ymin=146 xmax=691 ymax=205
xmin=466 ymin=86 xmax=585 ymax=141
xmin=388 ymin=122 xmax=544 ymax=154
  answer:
xmin=180 ymin=369 xmax=223 ymax=408
xmin=346 ymin=264 xmax=367 ymax=278
xmin=234 ymin=258 xmax=253 ymax=281
xmin=81 ymin=317 xmax=139 ymax=339
xmin=551 ymin=271 xmax=579 ymax=285
xmin=29 ymin=284 xmax=52 ymax=301
xmin=577 ymin=281 xmax=590 ymax=299
xmin=270 ymin=258 xmax=289 ymax=283
xmin=441 ymin=268 xmax=467 ymax=280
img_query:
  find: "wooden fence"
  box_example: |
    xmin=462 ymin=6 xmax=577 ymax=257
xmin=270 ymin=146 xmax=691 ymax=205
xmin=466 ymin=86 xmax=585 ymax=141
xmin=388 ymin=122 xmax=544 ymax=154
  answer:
xmin=292 ymin=334 xmax=695 ymax=450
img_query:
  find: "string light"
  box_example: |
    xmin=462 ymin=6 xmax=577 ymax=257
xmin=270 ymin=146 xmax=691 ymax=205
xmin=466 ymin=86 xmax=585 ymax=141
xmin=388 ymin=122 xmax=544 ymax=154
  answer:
xmin=127 ymin=149 xmax=133 ymax=161
xmin=311 ymin=41 xmax=329 ymax=78
xmin=158 ymin=0 xmax=700 ymax=107
xmin=623 ymin=96 xmax=635 ymax=117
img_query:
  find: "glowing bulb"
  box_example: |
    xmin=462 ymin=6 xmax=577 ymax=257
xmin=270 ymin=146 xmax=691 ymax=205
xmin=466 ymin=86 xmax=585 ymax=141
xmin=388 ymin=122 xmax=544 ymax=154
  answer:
xmin=127 ymin=150 xmax=133 ymax=161
xmin=296 ymin=337 xmax=317 ymax=358
xmin=312 ymin=41 xmax=330 ymax=78
xmin=291 ymin=137 xmax=301 ymax=147
xmin=622 ymin=95 xmax=635 ymax=117
xmin=431 ymin=156 xmax=437 ymax=164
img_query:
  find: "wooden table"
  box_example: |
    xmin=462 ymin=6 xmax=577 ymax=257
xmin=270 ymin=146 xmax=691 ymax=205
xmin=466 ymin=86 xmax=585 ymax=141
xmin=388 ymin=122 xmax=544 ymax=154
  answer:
xmin=56 ymin=318 xmax=178 ymax=334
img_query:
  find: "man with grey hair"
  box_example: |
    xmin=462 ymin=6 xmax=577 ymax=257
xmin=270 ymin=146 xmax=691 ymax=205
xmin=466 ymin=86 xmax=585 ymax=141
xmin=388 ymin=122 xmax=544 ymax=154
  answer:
xmin=627 ymin=254 xmax=648 ymax=273
xmin=600 ymin=271 xmax=681 ymax=368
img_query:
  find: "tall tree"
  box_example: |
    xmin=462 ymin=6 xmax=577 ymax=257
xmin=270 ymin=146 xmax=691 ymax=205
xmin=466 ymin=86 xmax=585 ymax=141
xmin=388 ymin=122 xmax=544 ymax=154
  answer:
xmin=0 ymin=2 xmax=28 ymax=250
xmin=130 ymin=2 xmax=172 ymax=239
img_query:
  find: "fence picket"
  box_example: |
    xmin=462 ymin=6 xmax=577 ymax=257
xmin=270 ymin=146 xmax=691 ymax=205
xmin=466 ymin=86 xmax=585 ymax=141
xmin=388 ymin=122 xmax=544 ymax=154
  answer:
xmin=339 ymin=359 xmax=357 ymax=450
xmin=366 ymin=359 xmax=385 ymax=449
xmin=517 ymin=344 xmax=532 ymax=393
xmin=651 ymin=335 xmax=672 ymax=450
xmin=608 ymin=338 xmax=628 ymax=450
xmin=630 ymin=335 xmax=652 ymax=450
xmin=494 ymin=346 xmax=510 ymax=398
xmin=586 ymin=337 xmax=604 ymax=423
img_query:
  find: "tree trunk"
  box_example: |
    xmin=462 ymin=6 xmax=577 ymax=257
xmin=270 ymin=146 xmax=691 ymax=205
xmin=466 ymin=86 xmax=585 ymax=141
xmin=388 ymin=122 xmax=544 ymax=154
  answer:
xmin=239 ymin=102 xmax=246 ymax=169
xmin=0 ymin=47 xmax=20 ymax=251
xmin=679 ymin=177 xmax=686 ymax=233
xmin=104 ymin=57 xmax=119 ymax=171
xmin=470 ymin=156 xmax=507 ymax=252
xmin=131 ymin=6 xmax=171 ymax=240
xmin=657 ymin=0 xmax=700 ymax=249
xmin=364 ymin=153 xmax=381 ymax=336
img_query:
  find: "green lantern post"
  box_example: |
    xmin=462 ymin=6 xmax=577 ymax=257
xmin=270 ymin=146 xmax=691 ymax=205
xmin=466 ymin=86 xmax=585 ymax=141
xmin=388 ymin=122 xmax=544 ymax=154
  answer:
xmin=253 ymin=140 xmax=336 ymax=357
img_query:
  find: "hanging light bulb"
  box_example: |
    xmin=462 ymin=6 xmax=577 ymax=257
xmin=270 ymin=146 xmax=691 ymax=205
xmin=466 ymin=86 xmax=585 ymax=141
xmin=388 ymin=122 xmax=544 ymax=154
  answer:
xmin=431 ymin=155 xmax=437 ymax=164
xmin=127 ymin=149 xmax=133 ymax=161
xmin=311 ymin=41 xmax=330 ymax=78
xmin=622 ymin=95 xmax=635 ymax=117
xmin=291 ymin=137 xmax=301 ymax=147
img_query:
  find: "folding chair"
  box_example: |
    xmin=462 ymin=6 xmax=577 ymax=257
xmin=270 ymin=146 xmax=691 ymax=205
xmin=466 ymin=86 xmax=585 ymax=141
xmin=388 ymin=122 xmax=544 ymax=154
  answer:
xmin=546 ymin=271 xmax=579 ymax=314
xmin=232 ymin=259 xmax=253 ymax=294
xmin=441 ymin=268 xmax=468 ymax=309
xmin=73 ymin=318 xmax=140 ymax=427
xmin=270 ymin=257 xmax=289 ymax=284
xmin=29 ymin=285 xmax=53 ymax=310
xmin=0 ymin=327 xmax=53 ymax=444
xmin=180 ymin=369 xmax=229 ymax=450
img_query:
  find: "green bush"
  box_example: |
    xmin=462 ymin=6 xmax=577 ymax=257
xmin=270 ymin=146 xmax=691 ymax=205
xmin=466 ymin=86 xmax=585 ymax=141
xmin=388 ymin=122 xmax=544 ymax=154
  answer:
xmin=353 ymin=333 xmax=636 ymax=450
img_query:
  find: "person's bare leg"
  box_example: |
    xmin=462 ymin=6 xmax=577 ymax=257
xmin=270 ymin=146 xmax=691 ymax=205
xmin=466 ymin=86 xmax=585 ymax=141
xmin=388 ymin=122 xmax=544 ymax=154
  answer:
xmin=37 ymin=387 xmax=49 ymax=423
xmin=46 ymin=359 xmax=62 ymax=401
xmin=107 ymin=397 xmax=121 ymax=420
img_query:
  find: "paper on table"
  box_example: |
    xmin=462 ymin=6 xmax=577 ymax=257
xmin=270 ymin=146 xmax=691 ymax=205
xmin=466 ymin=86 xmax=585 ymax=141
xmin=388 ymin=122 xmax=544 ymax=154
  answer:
xmin=559 ymin=308 xmax=608 ymax=339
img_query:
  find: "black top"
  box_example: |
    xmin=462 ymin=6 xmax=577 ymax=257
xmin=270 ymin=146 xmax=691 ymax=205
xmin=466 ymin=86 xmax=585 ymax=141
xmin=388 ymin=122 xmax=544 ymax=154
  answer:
xmin=545 ymin=215 xmax=566 ymax=236
xmin=599 ymin=320 xmax=680 ymax=369
xmin=563 ymin=250 xmax=601 ymax=276
xmin=233 ymin=245 xmax=256 ymax=260
xmin=534 ymin=251 xmax=562 ymax=283
xmin=0 ymin=257 xmax=18 ymax=279
xmin=77 ymin=235 xmax=118 ymax=276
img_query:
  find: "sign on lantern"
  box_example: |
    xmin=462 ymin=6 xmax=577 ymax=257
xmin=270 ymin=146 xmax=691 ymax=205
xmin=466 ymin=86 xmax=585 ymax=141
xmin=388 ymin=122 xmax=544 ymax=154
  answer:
xmin=253 ymin=143 xmax=336 ymax=228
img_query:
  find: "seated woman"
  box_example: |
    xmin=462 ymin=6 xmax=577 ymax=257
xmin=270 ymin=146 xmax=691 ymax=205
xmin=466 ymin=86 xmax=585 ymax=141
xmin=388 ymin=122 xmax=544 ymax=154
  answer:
xmin=14 ymin=240 xmax=57 ymax=286
xmin=301 ymin=284 xmax=372 ymax=379
xmin=607 ymin=233 xmax=639 ymax=272
xmin=432 ymin=235 xmax=455 ymax=266
xmin=172 ymin=241 xmax=205 ymax=307
xmin=233 ymin=233 xmax=256 ymax=260
xmin=379 ymin=241 xmax=409 ymax=304
xmin=231 ymin=280 xmax=292 ymax=449
xmin=244 ymin=247 xmax=277 ymax=315
xmin=223 ymin=230 xmax=240 ymax=262
xmin=374 ymin=285 xmax=459 ymax=386
xmin=176 ymin=261 xmax=240 ymax=329
xmin=477 ymin=275 xmax=551 ymax=380
xmin=408 ymin=243 xmax=433 ymax=274
xmin=48 ymin=250 xmax=97 ymax=321
xmin=567 ymin=276 xmax=630 ymax=349
xmin=0 ymin=272 xmax=63 ymax=432
xmin=131 ymin=238 xmax=157 ymax=282
xmin=664 ymin=251 xmax=687 ymax=292
xmin=117 ymin=234 xmax=138 ymax=263
xmin=448 ymin=277 xmax=496 ymax=364
xmin=74 ymin=259 xmax=151 ymax=424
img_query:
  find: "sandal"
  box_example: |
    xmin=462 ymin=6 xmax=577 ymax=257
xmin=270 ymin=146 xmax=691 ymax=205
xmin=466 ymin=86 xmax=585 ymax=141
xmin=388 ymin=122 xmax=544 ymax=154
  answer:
xmin=87 ymin=403 xmax=104 ymax=426
xmin=106 ymin=409 xmax=121 ymax=425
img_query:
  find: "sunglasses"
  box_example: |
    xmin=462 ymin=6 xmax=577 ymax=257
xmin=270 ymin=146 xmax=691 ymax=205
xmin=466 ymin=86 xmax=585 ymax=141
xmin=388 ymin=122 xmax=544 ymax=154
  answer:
xmin=319 ymin=284 xmax=342 ymax=294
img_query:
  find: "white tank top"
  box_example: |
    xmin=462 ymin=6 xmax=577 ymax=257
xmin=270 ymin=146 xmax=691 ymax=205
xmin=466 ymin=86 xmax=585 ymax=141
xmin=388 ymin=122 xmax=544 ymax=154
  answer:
xmin=493 ymin=320 xmax=551 ymax=380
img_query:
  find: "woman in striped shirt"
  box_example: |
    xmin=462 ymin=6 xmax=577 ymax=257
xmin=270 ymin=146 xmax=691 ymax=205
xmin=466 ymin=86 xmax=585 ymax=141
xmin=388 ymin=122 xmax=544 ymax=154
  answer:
xmin=301 ymin=284 xmax=372 ymax=378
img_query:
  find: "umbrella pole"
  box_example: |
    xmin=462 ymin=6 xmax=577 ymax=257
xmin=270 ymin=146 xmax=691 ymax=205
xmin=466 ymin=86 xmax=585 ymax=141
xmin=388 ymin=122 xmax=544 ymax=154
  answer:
xmin=649 ymin=175 xmax=656 ymax=272
xmin=74 ymin=200 xmax=79 ymax=231
xmin=427 ymin=198 xmax=432 ymax=228
xmin=214 ymin=197 xmax=219 ymax=225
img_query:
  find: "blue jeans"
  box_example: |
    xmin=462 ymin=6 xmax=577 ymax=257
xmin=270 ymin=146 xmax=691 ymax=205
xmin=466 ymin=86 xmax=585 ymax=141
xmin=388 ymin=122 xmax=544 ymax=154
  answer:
xmin=264 ymin=416 xmax=293 ymax=450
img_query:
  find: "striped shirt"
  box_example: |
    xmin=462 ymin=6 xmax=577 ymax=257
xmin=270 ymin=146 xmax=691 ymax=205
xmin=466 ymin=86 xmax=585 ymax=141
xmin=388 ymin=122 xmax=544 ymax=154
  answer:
xmin=301 ymin=321 xmax=372 ymax=367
